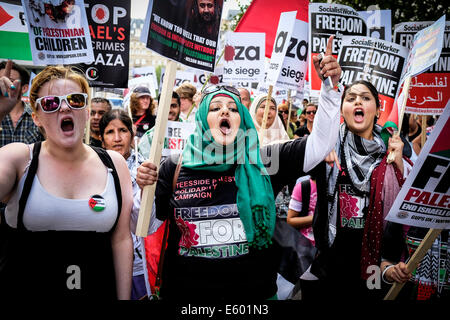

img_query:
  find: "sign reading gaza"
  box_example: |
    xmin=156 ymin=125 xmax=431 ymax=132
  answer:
xmin=386 ymin=102 xmax=450 ymax=229
xmin=21 ymin=0 xmax=94 ymax=65
xmin=309 ymin=3 xmax=368 ymax=95
xmin=142 ymin=0 xmax=223 ymax=72
xmin=338 ymin=36 xmax=408 ymax=125
xmin=77 ymin=0 xmax=130 ymax=88
xmin=223 ymin=32 xmax=265 ymax=83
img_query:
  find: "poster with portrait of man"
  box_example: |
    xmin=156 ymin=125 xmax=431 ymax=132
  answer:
xmin=142 ymin=0 xmax=224 ymax=72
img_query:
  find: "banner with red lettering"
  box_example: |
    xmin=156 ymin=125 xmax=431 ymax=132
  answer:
xmin=309 ymin=3 xmax=368 ymax=97
xmin=21 ymin=0 xmax=94 ymax=65
xmin=142 ymin=0 xmax=223 ymax=72
xmin=385 ymin=100 xmax=450 ymax=229
xmin=77 ymin=0 xmax=130 ymax=88
xmin=338 ymin=36 xmax=408 ymax=126
xmin=393 ymin=20 xmax=450 ymax=115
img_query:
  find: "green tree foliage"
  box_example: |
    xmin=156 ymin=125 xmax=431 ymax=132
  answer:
xmin=334 ymin=0 xmax=449 ymax=27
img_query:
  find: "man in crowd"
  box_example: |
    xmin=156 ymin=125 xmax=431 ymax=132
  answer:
xmin=0 ymin=61 xmax=43 ymax=148
xmin=89 ymin=97 xmax=112 ymax=148
xmin=238 ymin=87 xmax=251 ymax=110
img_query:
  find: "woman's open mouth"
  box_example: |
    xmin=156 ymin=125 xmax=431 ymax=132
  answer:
xmin=354 ymin=108 xmax=365 ymax=123
xmin=219 ymin=118 xmax=231 ymax=135
xmin=61 ymin=118 xmax=74 ymax=132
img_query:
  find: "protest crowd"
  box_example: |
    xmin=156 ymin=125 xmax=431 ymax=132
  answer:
xmin=0 ymin=0 xmax=448 ymax=304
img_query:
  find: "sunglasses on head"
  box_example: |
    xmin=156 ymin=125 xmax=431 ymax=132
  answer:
xmin=36 ymin=93 xmax=88 ymax=113
xmin=200 ymin=85 xmax=241 ymax=104
xmin=306 ymin=110 xmax=316 ymax=115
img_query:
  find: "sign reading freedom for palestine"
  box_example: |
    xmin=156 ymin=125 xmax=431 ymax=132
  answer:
xmin=21 ymin=0 xmax=94 ymax=65
xmin=142 ymin=0 xmax=223 ymax=72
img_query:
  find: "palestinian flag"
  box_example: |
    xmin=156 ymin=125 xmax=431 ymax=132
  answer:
xmin=381 ymin=91 xmax=405 ymax=147
xmin=88 ymin=195 xmax=106 ymax=212
xmin=0 ymin=2 xmax=32 ymax=62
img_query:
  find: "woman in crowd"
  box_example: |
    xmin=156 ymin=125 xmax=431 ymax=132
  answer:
xmin=99 ymin=108 xmax=158 ymax=300
xmin=129 ymin=86 xmax=156 ymax=138
xmin=305 ymin=80 xmax=412 ymax=300
xmin=249 ymin=94 xmax=289 ymax=146
xmin=294 ymin=103 xmax=317 ymax=139
xmin=277 ymin=103 xmax=296 ymax=139
xmin=0 ymin=66 xmax=133 ymax=299
xmin=136 ymin=38 xmax=343 ymax=300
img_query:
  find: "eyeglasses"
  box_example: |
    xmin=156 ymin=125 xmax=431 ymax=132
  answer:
xmin=278 ymin=110 xmax=289 ymax=114
xmin=36 ymin=93 xmax=88 ymax=113
xmin=200 ymin=85 xmax=241 ymax=104
xmin=306 ymin=110 xmax=316 ymax=115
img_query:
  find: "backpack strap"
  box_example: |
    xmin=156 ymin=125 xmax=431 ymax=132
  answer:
xmin=17 ymin=142 xmax=42 ymax=231
xmin=90 ymin=146 xmax=122 ymax=231
xmin=300 ymin=179 xmax=311 ymax=217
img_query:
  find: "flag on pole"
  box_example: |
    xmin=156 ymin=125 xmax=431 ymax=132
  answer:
xmin=235 ymin=0 xmax=308 ymax=58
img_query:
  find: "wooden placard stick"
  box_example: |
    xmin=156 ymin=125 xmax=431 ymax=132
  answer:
xmin=136 ymin=60 xmax=177 ymax=237
xmin=387 ymin=76 xmax=411 ymax=163
xmin=384 ymin=228 xmax=443 ymax=300
xmin=286 ymin=89 xmax=292 ymax=130
xmin=259 ymin=84 xmax=273 ymax=145
xmin=421 ymin=114 xmax=427 ymax=148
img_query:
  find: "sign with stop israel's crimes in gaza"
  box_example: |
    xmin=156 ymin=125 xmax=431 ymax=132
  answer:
xmin=338 ymin=36 xmax=408 ymax=125
xmin=386 ymin=101 xmax=450 ymax=229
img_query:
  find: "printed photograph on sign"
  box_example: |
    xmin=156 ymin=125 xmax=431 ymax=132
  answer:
xmin=21 ymin=0 xmax=94 ymax=65
xmin=142 ymin=0 xmax=224 ymax=72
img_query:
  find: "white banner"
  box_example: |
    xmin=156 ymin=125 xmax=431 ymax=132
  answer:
xmin=162 ymin=120 xmax=195 ymax=157
xmin=222 ymin=32 xmax=265 ymax=83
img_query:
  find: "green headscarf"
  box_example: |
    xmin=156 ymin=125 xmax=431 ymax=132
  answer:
xmin=182 ymin=89 xmax=276 ymax=249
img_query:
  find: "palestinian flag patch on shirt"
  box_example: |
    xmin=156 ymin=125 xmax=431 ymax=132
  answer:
xmin=89 ymin=195 xmax=106 ymax=212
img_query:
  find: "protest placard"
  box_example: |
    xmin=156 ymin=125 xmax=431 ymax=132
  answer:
xmin=133 ymin=66 xmax=159 ymax=91
xmin=385 ymin=100 xmax=450 ymax=229
xmin=0 ymin=1 xmax=32 ymax=62
xmin=76 ymin=0 xmax=130 ymax=88
xmin=309 ymin=3 xmax=368 ymax=96
xmin=142 ymin=0 xmax=223 ymax=72
xmin=162 ymin=121 xmax=195 ymax=157
xmin=222 ymin=32 xmax=265 ymax=84
xmin=358 ymin=9 xmax=392 ymax=41
xmin=338 ymin=36 xmax=408 ymax=125
xmin=394 ymin=19 xmax=449 ymax=115
xmin=21 ymin=0 xmax=94 ymax=65
xmin=266 ymin=11 xmax=296 ymax=87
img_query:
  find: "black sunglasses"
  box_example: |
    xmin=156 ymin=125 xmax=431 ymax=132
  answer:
xmin=200 ymin=85 xmax=241 ymax=104
xmin=278 ymin=110 xmax=289 ymax=114
xmin=306 ymin=110 xmax=316 ymax=115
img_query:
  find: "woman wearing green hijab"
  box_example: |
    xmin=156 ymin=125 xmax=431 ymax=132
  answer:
xmin=137 ymin=39 xmax=343 ymax=300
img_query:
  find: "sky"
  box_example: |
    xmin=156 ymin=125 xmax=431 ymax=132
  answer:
xmin=130 ymin=0 xmax=250 ymax=19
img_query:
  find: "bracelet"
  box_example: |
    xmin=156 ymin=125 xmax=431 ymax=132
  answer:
xmin=382 ymin=264 xmax=395 ymax=284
